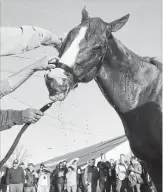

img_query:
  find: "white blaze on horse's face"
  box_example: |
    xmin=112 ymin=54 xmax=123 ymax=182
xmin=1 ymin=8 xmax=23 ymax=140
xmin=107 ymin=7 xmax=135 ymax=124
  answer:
xmin=45 ymin=27 xmax=87 ymax=101
xmin=59 ymin=27 xmax=87 ymax=66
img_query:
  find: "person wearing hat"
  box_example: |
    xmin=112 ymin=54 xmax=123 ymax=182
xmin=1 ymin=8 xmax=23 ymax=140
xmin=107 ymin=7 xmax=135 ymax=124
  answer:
xmin=0 ymin=25 xmax=62 ymax=132
xmin=65 ymin=158 xmax=79 ymax=192
xmin=19 ymin=163 xmax=25 ymax=169
xmin=6 ymin=160 xmax=25 ymax=192
xmin=24 ymin=163 xmax=37 ymax=192
xmin=84 ymin=159 xmax=99 ymax=192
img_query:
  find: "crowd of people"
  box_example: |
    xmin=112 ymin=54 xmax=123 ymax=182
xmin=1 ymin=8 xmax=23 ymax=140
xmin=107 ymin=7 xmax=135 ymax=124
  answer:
xmin=0 ymin=153 xmax=156 ymax=192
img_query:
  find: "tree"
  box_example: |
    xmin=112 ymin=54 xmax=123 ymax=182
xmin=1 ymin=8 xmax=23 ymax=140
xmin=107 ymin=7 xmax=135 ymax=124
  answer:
xmin=6 ymin=145 xmax=31 ymax=167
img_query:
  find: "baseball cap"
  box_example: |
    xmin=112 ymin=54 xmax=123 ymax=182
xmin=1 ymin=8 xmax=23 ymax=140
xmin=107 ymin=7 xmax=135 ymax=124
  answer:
xmin=19 ymin=162 xmax=25 ymax=166
xmin=13 ymin=159 xmax=19 ymax=164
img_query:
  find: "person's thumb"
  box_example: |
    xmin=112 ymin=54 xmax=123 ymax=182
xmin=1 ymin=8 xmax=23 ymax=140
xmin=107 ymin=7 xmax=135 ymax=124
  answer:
xmin=48 ymin=56 xmax=59 ymax=64
xmin=46 ymin=64 xmax=56 ymax=70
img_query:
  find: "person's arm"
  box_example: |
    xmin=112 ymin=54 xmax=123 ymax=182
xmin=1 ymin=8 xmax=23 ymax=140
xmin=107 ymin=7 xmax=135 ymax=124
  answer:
xmin=103 ymin=161 xmax=111 ymax=168
xmin=97 ymin=162 xmax=101 ymax=168
xmin=5 ymin=57 xmax=54 ymax=96
xmin=0 ymin=26 xmax=62 ymax=56
xmin=52 ymin=168 xmax=58 ymax=177
xmin=133 ymin=164 xmax=142 ymax=175
xmin=0 ymin=56 xmax=56 ymax=99
xmin=21 ymin=168 xmax=25 ymax=184
xmin=67 ymin=158 xmax=79 ymax=168
xmin=0 ymin=110 xmax=23 ymax=132
xmin=0 ymin=107 xmax=44 ymax=132
xmin=6 ymin=169 xmax=10 ymax=185
xmin=115 ymin=163 xmax=119 ymax=177
xmin=84 ymin=167 xmax=88 ymax=185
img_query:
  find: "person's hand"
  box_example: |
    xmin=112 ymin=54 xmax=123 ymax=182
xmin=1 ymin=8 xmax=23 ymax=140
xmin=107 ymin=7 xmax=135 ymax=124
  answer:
xmin=64 ymin=184 xmax=67 ymax=190
xmin=31 ymin=56 xmax=58 ymax=72
xmin=129 ymin=166 xmax=134 ymax=171
xmin=42 ymin=34 xmax=62 ymax=51
xmin=32 ymin=26 xmax=62 ymax=51
xmin=33 ymin=172 xmax=38 ymax=177
xmin=22 ymin=108 xmax=44 ymax=124
xmin=7 ymin=185 xmax=9 ymax=192
xmin=130 ymin=171 xmax=134 ymax=175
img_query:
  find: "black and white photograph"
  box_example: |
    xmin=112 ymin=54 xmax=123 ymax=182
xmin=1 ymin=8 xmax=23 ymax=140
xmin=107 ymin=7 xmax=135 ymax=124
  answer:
xmin=0 ymin=0 xmax=162 ymax=192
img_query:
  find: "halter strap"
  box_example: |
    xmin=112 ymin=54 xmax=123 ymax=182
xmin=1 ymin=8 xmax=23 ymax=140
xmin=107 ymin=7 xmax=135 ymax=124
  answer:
xmin=49 ymin=45 xmax=107 ymax=85
xmin=55 ymin=62 xmax=79 ymax=83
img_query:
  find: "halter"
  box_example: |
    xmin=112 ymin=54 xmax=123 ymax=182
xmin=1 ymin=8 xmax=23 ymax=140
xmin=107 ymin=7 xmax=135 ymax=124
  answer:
xmin=49 ymin=45 xmax=107 ymax=86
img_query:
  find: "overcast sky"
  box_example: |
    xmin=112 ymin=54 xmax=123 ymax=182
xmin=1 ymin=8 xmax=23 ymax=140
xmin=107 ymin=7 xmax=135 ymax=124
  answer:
xmin=0 ymin=0 xmax=162 ymax=164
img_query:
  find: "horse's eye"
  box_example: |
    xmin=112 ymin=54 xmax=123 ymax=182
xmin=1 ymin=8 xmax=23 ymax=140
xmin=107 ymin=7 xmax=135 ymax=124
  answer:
xmin=93 ymin=45 xmax=102 ymax=50
xmin=76 ymin=62 xmax=82 ymax=66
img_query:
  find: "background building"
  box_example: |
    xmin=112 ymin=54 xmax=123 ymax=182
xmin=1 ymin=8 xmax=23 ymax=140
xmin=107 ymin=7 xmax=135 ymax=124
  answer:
xmin=36 ymin=135 xmax=132 ymax=169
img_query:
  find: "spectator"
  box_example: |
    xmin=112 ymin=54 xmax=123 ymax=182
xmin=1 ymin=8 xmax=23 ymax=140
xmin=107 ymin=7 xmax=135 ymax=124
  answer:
xmin=6 ymin=159 xmax=25 ymax=192
xmin=37 ymin=164 xmax=51 ymax=192
xmin=53 ymin=162 xmax=67 ymax=192
xmin=97 ymin=153 xmax=110 ymax=192
xmin=77 ymin=165 xmax=88 ymax=192
xmin=77 ymin=167 xmax=85 ymax=192
xmin=50 ymin=166 xmax=58 ymax=192
xmin=19 ymin=163 xmax=26 ymax=176
xmin=62 ymin=161 xmax=68 ymax=169
xmin=0 ymin=166 xmax=9 ymax=192
xmin=24 ymin=163 xmax=37 ymax=192
xmin=65 ymin=158 xmax=79 ymax=192
xmin=128 ymin=157 xmax=143 ymax=192
xmin=107 ymin=159 xmax=116 ymax=192
xmin=84 ymin=159 xmax=99 ymax=192
xmin=115 ymin=154 xmax=128 ymax=192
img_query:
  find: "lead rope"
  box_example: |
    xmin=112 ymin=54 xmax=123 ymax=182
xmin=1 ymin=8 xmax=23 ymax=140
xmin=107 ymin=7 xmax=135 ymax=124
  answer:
xmin=0 ymin=102 xmax=54 ymax=168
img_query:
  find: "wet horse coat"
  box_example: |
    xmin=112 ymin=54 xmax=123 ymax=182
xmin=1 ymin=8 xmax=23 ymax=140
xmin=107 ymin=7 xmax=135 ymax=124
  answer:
xmin=45 ymin=9 xmax=162 ymax=191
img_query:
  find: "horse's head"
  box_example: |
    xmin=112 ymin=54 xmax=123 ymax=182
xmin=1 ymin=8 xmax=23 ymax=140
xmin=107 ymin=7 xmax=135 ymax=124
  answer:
xmin=45 ymin=8 xmax=130 ymax=101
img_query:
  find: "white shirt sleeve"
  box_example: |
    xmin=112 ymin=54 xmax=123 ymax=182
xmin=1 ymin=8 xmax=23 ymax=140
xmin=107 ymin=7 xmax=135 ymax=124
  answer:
xmin=0 ymin=26 xmax=55 ymax=56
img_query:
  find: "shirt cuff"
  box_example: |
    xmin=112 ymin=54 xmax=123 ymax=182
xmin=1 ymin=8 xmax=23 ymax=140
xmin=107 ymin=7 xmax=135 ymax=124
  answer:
xmin=0 ymin=79 xmax=13 ymax=98
xmin=10 ymin=110 xmax=23 ymax=125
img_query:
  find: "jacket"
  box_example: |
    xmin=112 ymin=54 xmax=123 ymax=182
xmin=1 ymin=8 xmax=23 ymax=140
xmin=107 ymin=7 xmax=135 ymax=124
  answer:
xmin=52 ymin=167 xmax=67 ymax=184
xmin=0 ymin=26 xmax=59 ymax=56
xmin=97 ymin=161 xmax=110 ymax=178
xmin=129 ymin=162 xmax=143 ymax=184
xmin=24 ymin=168 xmax=37 ymax=187
xmin=84 ymin=165 xmax=99 ymax=184
xmin=6 ymin=167 xmax=25 ymax=184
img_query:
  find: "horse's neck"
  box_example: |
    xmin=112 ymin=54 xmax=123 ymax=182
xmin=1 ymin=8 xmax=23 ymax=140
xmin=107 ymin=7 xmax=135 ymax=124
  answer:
xmin=95 ymin=36 xmax=161 ymax=114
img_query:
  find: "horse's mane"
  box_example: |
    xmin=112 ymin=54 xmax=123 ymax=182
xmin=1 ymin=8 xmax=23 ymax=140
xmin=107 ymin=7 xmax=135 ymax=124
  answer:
xmin=142 ymin=57 xmax=162 ymax=71
xmin=113 ymin=36 xmax=162 ymax=71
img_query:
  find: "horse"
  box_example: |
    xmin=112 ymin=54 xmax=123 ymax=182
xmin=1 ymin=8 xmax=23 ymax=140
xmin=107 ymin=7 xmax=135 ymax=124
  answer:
xmin=44 ymin=8 xmax=162 ymax=191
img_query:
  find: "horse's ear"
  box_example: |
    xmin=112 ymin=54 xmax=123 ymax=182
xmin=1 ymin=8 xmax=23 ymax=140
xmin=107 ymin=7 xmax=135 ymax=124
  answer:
xmin=108 ymin=14 xmax=130 ymax=32
xmin=81 ymin=6 xmax=90 ymax=23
